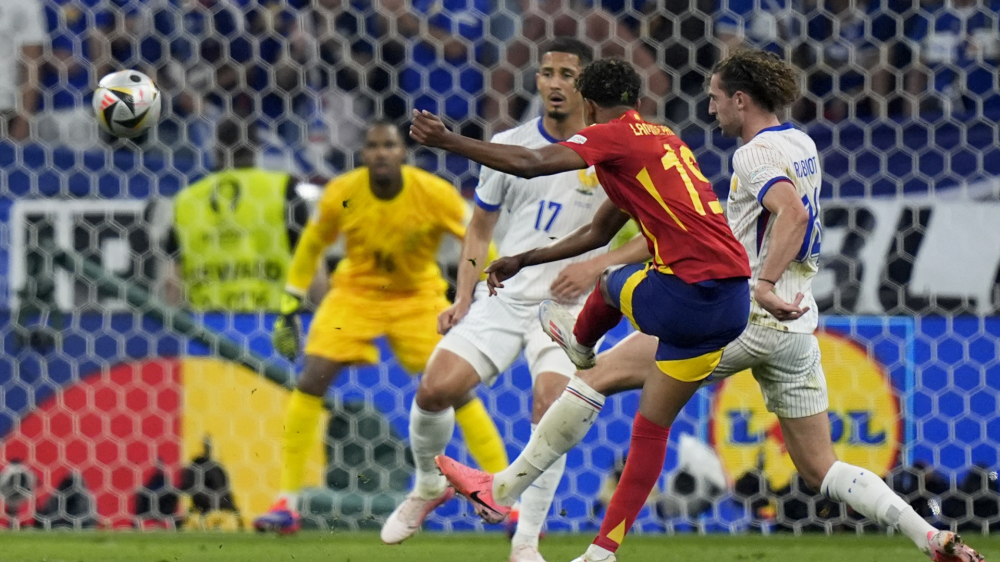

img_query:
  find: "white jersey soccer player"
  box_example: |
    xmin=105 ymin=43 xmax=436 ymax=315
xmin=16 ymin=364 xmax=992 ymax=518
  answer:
xmin=727 ymin=123 xmax=821 ymax=333
xmin=444 ymin=116 xmax=609 ymax=349
xmin=704 ymin=122 xmax=827 ymax=419
xmin=437 ymin=49 xmax=982 ymax=562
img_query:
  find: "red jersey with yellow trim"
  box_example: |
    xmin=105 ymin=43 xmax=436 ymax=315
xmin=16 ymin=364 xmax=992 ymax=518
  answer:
xmin=560 ymin=110 xmax=750 ymax=283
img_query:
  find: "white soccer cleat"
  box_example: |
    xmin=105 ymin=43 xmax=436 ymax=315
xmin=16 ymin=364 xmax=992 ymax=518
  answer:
xmin=510 ymin=544 xmax=548 ymax=562
xmin=539 ymin=300 xmax=596 ymax=370
xmin=927 ymin=530 xmax=985 ymax=562
xmin=380 ymin=487 xmax=455 ymax=544
xmin=569 ymin=544 xmax=616 ymax=562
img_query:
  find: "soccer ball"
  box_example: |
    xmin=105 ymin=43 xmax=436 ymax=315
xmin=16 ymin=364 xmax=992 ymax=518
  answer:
xmin=92 ymin=70 xmax=161 ymax=139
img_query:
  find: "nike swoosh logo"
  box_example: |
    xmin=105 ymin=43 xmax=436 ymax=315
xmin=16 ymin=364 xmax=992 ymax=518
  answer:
xmin=469 ymin=491 xmax=501 ymax=514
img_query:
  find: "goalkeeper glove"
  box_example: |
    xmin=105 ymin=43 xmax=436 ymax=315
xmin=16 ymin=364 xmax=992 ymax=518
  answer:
xmin=273 ymin=292 xmax=304 ymax=361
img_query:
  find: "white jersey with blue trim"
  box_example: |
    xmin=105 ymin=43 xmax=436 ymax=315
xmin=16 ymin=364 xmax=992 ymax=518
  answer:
xmin=475 ymin=117 xmax=609 ymax=306
xmin=727 ymin=123 xmax=822 ymax=334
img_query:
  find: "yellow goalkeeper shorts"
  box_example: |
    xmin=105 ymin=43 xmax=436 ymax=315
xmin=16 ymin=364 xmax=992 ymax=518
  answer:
xmin=304 ymin=286 xmax=449 ymax=373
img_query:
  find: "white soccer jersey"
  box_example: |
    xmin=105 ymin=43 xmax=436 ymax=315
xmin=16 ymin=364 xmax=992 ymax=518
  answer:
xmin=475 ymin=117 xmax=609 ymax=305
xmin=727 ymin=123 xmax=822 ymax=334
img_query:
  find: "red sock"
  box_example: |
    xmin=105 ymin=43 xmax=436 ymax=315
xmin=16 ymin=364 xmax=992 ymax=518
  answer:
xmin=593 ymin=413 xmax=669 ymax=553
xmin=573 ymin=282 xmax=623 ymax=347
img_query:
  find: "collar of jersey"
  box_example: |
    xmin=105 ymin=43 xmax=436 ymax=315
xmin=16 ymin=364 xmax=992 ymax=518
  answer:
xmin=753 ymin=122 xmax=795 ymax=139
xmin=536 ymin=117 xmax=561 ymax=144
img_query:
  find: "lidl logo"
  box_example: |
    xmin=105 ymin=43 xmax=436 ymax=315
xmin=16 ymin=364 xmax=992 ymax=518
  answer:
xmin=711 ymin=331 xmax=900 ymax=490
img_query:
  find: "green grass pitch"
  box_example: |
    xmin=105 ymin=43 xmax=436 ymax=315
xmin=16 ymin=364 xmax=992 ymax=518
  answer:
xmin=1 ymin=531 xmax=997 ymax=562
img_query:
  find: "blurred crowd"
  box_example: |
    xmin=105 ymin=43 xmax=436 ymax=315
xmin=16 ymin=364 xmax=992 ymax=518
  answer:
xmin=2 ymin=0 xmax=999 ymax=179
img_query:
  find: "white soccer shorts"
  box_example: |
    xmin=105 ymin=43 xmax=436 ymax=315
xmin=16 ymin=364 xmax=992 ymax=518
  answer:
xmin=705 ymin=322 xmax=829 ymax=419
xmin=435 ymin=286 xmax=578 ymax=386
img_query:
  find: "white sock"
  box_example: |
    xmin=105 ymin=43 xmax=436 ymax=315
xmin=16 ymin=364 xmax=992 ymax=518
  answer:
xmin=821 ymin=461 xmax=933 ymax=553
xmin=409 ymin=404 xmax=455 ymax=498
xmin=512 ymin=426 xmax=567 ymax=549
xmin=493 ymin=377 xmax=604 ymax=504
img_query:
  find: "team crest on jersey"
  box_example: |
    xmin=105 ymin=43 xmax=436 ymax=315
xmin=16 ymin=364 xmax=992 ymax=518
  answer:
xmin=566 ymin=134 xmax=587 ymax=144
xmin=576 ymin=168 xmax=599 ymax=195
xmin=710 ymin=331 xmax=899 ymax=490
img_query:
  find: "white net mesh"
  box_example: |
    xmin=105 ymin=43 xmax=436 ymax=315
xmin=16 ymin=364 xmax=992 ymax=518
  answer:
xmin=1 ymin=0 xmax=998 ymax=536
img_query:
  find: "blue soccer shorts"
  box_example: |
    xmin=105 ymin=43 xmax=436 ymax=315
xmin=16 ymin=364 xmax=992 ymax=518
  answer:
xmin=605 ymin=263 xmax=750 ymax=382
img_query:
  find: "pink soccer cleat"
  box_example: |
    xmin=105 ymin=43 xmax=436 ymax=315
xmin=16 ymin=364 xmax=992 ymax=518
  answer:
xmin=928 ymin=530 xmax=985 ymax=562
xmin=435 ymin=455 xmax=511 ymax=524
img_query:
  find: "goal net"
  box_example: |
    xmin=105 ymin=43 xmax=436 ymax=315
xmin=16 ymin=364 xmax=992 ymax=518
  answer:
xmin=1 ymin=0 xmax=998 ymax=535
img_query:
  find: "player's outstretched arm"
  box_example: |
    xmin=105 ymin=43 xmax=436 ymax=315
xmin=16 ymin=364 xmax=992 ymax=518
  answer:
xmin=409 ymin=109 xmax=588 ymax=179
xmin=755 ymin=180 xmax=811 ymax=321
xmin=485 ymin=200 xmax=629 ymax=295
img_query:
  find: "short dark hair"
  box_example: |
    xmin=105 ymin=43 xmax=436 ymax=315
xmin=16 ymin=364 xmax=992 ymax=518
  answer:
xmin=365 ymin=118 xmax=403 ymax=139
xmin=710 ymin=48 xmax=800 ymax=113
xmin=540 ymin=37 xmax=593 ymax=67
xmin=577 ymin=58 xmax=641 ymax=109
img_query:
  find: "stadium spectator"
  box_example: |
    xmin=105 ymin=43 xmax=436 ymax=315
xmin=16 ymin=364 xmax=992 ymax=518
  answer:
xmin=903 ymin=0 xmax=1000 ymax=117
xmin=484 ymin=0 xmax=670 ymax=131
xmin=795 ymin=0 xmax=896 ymax=122
xmin=35 ymin=0 xmax=109 ymax=145
xmin=644 ymin=0 xmax=718 ymax=131
xmin=0 ymin=0 xmax=46 ymax=141
xmin=131 ymin=0 xmax=253 ymax=153
xmin=309 ymin=0 xmax=370 ymax=171
xmin=245 ymin=0 xmax=339 ymax=179
xmin=161 ymin=118 xmax=309 ymax=312
xmin=713 ymin=0 xmax=804 ymax=58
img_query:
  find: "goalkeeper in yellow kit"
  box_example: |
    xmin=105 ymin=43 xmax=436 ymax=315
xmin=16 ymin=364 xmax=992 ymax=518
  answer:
xmin=253 ymin=121 xmax=508 ymax=534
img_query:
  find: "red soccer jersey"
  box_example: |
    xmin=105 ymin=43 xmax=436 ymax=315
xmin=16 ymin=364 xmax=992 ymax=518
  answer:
xmin=560 ymin=110 xmax=750 ymax=283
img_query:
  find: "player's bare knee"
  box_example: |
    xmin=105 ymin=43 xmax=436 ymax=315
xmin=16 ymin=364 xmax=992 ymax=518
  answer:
xmin=415 ymin=369 xmax=475 ymax=412
xmin=531 ymin=373 xmax=569 ymax=423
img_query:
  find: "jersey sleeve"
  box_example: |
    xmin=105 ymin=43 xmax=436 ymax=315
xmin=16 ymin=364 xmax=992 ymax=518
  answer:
xmin=731 ymin=143 xmax=794 ymax=204
xmin=473 ymin=164 xmax=507 ymax=212
xmin=558 ymin=122 xmax=628 ymax=167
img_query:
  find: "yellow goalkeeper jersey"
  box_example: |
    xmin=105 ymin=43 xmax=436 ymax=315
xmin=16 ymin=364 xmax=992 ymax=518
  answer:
xmin=286 ymin=165 xmax=466 ymax=295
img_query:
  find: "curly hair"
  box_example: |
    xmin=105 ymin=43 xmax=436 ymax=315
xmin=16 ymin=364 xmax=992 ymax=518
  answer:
xmin=577 ymin=59 xmax=642 ymax=109
xmin=710 ymin=49 xmax=800 ymax=113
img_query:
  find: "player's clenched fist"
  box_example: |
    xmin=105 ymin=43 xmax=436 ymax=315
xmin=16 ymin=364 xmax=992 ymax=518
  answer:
xmin=409 ymin=109 xmax=450 ymax=147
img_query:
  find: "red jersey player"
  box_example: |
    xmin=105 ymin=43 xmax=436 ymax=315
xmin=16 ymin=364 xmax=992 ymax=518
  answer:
xmin=410 ymin=59 xmax=754 ymax=562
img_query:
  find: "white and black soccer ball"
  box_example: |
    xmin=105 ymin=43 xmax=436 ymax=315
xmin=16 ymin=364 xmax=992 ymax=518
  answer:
xmin=92 ymin=70 xmax=161 ymax=139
